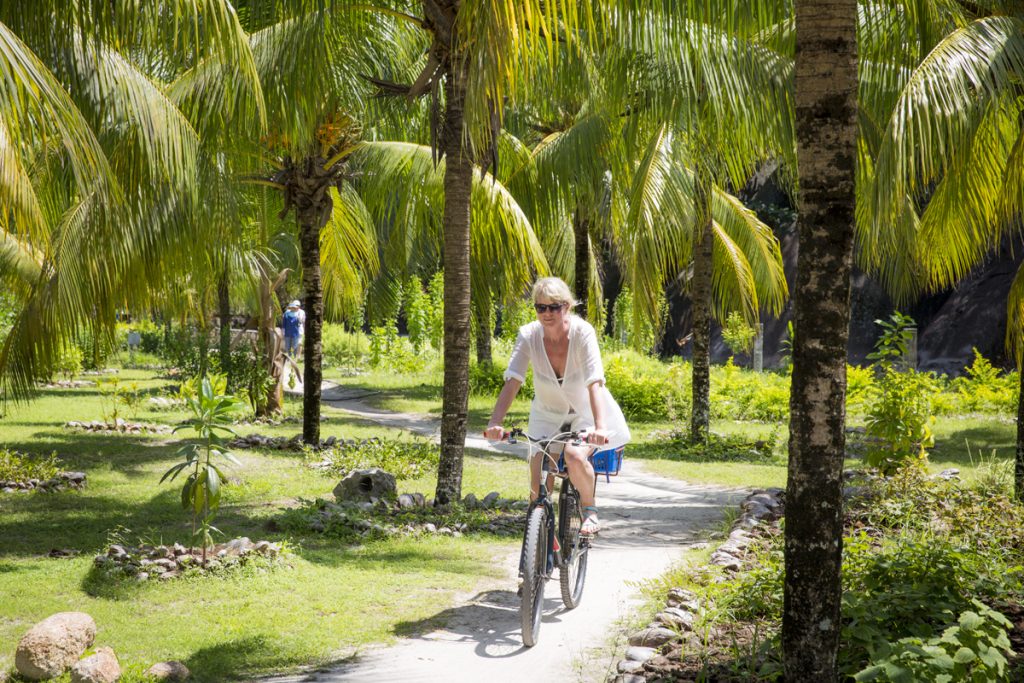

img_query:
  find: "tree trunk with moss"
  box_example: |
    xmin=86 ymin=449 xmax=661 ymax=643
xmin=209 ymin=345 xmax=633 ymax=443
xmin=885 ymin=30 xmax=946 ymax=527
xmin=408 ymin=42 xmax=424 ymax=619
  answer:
xmin=783 ymin=0 xmax=859 ymax=678
xmin=277 ymin=155 xmax=337 ymax=446
xmin=297 ymin=208 xmax=324 ymax=445
xmin=574 ymin=209 xmax=590 ymax=320
xmin=218 ymin=266 xmax=231 ymax=380
xmin=1016 ymin=368 xmax=1024 ymax=499
xmin=474 ymin=299 xmax=492 ymax=367
xmin=689 ymin=170 xmax=714 ymax=443
xmin=435 ymin=65 xmax=472 ymax=506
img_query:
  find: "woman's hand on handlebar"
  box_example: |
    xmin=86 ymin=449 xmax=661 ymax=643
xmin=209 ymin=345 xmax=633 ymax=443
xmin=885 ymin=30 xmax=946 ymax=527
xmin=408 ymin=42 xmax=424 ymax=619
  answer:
xmin=483 ymin=425 xmax=506 ymax=441
xmin=580 ymin=428 xmax=611 ymax=446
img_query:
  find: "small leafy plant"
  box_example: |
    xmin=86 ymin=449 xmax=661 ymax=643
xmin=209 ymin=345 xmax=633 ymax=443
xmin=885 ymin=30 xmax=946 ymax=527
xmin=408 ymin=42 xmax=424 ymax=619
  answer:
xmin=161 ymin=376 xmax=242 ymax=562
xmin=867 ymin=312 xmax=916 ymax=368
xmin=721 ymin=311 xmax=756 ymax=357
xmin=54 ymin=344 xmax=84 ymax=380
xmin=0 ymin=448 xmax=60 ymax=482
xmin=853 ymin=601 xmax=1012 ymax=683
xmin=864 ymin=314 xmax=936 ymax=473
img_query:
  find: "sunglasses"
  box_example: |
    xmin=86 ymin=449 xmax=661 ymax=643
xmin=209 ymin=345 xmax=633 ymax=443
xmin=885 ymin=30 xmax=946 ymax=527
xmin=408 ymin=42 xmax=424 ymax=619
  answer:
xmin=534 ymin=303 xmax=566 ymax=314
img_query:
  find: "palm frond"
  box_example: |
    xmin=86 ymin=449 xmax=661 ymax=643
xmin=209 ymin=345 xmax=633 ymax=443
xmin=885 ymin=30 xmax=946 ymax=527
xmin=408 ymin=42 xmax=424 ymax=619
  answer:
xmin=711 ymin=187 xmax=787 ymax=318
xmin=320 ymin=184 xmax=379 ymax=320
xmin=710 ymin=221 xmax=758 ymax=324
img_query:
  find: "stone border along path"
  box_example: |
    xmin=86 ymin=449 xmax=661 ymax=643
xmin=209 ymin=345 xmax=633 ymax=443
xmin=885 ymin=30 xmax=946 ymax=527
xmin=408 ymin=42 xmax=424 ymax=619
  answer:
xmin=267 ymin=379 xmax=746 ymax=682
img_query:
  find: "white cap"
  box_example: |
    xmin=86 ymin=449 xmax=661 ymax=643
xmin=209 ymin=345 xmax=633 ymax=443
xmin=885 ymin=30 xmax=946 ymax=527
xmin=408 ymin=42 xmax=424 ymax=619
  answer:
xmin=288 ymin=300 xmax=301 ymax=308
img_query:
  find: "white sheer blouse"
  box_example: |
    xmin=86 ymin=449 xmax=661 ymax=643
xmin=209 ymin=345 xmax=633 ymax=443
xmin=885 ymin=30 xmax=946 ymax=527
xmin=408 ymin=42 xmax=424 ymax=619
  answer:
xmin=504 ymin=317 xmax=631 ymax=448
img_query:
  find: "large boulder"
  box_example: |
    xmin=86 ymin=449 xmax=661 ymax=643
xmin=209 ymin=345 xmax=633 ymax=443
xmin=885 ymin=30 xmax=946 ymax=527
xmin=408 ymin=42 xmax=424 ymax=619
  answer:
xmin=70 ymin=646 xmax=119 ymax=683
xmin=15 ymin=612 xmax=97 ymax=680
xmin=333 ymin=468 xmax=396 ymax=503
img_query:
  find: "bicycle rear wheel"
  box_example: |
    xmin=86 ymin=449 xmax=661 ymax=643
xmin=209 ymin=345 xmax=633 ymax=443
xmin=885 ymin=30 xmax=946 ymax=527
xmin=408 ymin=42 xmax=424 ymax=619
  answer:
xmin=520 ymin=505 xmax=548 ymax=647
xmin=558 ymin=482 xmax=589 ymax=609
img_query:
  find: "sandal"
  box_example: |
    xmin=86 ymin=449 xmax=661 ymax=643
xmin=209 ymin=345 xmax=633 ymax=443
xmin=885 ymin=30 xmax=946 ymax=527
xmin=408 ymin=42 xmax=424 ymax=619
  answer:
xmin=581 ymin=506 xmax=600 ymax=536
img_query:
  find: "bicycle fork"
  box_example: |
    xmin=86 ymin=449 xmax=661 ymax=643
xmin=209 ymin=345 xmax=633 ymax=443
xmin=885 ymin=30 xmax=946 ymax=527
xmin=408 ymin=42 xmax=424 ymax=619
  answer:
xmin=519 ymin=485 xmax=557 ymax=576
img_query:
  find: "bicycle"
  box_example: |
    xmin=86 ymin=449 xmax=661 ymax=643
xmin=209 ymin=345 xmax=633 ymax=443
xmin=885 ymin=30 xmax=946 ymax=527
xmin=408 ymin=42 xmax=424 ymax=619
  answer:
xmin=504 ymin=427 xmax=596 ymax=647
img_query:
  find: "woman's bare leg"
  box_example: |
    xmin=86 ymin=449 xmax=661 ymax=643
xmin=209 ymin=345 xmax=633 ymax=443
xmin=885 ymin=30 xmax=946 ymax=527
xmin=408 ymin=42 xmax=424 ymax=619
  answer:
xmin=529 ymin=449 xmax=556 ymax=501
xmin=562 ymin=443 xmax=597 ymax=510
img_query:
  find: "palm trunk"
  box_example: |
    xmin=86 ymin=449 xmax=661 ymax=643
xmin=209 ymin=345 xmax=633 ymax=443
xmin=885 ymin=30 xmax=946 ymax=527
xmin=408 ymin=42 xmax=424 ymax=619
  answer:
xmin=783 ymin=0 xmax=859 ymax=678
xmin=435 ymin=67 xmax=472 ymax=506
xmin=257 ymin=271 xmax=285 ymax=416
xmin=474 ymin=300 xmax=492 ymax=366
xmin=299 ymin=215 xmax=324 ymax=446
xmin=218 ymin=267 xmax=231 ymax=380
xmin=690 ymin=170 xmax=714 ymax=443
xmin=574 ymin=209 xmax=590 ymax=320
xmin=1016 ymin=367 xmax=1024 ymax=499
xmin=198 ymin=309 xmax=209 ymax=376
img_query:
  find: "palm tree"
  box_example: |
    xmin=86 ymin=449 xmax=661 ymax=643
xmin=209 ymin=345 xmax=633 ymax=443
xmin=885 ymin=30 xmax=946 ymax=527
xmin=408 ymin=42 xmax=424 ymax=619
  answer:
xmin=505 ymin=43 xmax=790 ymax=448
xmin=617 ymin=11 xmax=796 ymax=442
xmin=782 ymin=0 xmax=859 ymax=678
xmin=358 ymin=0 xmax=595 ymax=504
xmin=169 ymin=4 xmax=393 ymax=444
xmin=858 ymin=2 xmax=1024 ymax=497
xmin=0 ymin=2 xmax=263 ymax=400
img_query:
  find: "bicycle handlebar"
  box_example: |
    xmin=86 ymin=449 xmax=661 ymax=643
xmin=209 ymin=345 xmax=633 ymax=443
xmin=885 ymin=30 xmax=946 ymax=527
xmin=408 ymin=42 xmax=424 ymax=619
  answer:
xmin=494 ymin=426 xmax=614 ymax=448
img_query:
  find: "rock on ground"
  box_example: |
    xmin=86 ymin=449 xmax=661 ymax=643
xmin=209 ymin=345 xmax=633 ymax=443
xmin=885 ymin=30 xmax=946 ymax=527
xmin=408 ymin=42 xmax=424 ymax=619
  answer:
xmin=70 ymin=646 xmax=120 ymax=683
xmin=15 ymin=612 xmax=97 ymax=681
xmin=145 ymin=660 xmax=191 ymax=681
xmin=333 ymin=468 xmax=396 ymax=503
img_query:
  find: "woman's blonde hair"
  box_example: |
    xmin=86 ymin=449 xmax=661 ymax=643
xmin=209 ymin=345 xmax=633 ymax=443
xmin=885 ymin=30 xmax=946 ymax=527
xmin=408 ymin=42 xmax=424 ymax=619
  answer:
xmin=531 ymin=277 xmax=577 ymax=308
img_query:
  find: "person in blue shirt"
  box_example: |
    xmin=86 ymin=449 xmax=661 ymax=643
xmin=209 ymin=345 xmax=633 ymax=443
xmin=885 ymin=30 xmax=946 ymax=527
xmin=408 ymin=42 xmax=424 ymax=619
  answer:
xmin=282 ymin=300 xmax=305 ymax=358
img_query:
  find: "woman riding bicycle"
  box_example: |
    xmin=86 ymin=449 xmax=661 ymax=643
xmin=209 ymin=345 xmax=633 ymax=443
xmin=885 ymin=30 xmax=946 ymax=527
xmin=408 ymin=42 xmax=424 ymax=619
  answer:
xmin=484 ymin=277 xmax=630 ymax=536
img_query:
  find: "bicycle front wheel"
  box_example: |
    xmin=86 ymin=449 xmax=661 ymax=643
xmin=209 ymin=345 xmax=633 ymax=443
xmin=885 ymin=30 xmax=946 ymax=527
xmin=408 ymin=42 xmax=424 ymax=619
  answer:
xmin=520 ymin=505 xmax=548 ymax=647
xmin=558 ymin=483 xmax=589 ymax=609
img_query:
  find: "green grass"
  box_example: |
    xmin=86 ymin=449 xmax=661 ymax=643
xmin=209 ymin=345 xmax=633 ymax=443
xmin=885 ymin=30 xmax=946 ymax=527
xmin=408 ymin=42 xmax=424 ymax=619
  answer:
xmin=325 ymin=364 xmax=533 ymax=431
xmin=5 ymin=363 xmax=1019 ymax=679
xmin=0 ymin=370 xmax=523 ymax=681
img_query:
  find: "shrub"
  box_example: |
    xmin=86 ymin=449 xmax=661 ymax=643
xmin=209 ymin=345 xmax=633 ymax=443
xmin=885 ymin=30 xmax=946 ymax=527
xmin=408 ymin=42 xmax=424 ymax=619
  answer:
xmin=721 ymin=311 xmax=756 ymax=357
xmin=469 ymin=361 xmax=506 ymax=396
xmin=851 ymin=602 xmax=1012 ymax=682
xmin=864 ymin=368 xmax=937 ymax=473
xmin=611 ymin=287 xmax=666 ymax=354
xmin=368 ymin=321 xmax=426 ymax=373
xmin=0 ymin=448 xmax=60 ymax=482
xmin=163 ymin=325 xmax=213 ymax=376
xmin=948 ymin=349 xmax=1018 ymax=414
xmin=499 ymin=298 xmax=533 ymax=342
xmin=846 ymin=364 xmax=875 ymax=413
xmin=427 ymin=272 xmax=444 ymax=351
xmin=161 ymin=376 xmax=243 ymax=560
xmin=604 ymin=350 xmax=690 ymax=422
xmin=403 ymin=277 xmax=433 ymax=353
xmin=710 ymin=358 xmax=790 ymax=421
xmin=54 ymin=344 xmax=83 ymax=380
xmin=322 ymin=324 xmax=368 ymax=369
xmin=863 ymin=314 xmax=937 ymax=473
xmin=309 ymin=437 xmax=439 ymax=480
xmin=226 ymin=346 xmax=274 ymax=417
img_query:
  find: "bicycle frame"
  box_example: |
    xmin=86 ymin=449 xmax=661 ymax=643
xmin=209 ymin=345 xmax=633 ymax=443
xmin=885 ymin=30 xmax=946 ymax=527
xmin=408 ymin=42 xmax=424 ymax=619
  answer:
xmin=511 ymin=429 xmax=590 ymax=577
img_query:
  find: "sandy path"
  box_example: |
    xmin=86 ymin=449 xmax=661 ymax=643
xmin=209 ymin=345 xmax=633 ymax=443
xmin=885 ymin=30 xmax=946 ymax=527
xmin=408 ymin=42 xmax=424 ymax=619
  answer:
xmin=265 ymin=382 xmax=745 ymax=682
